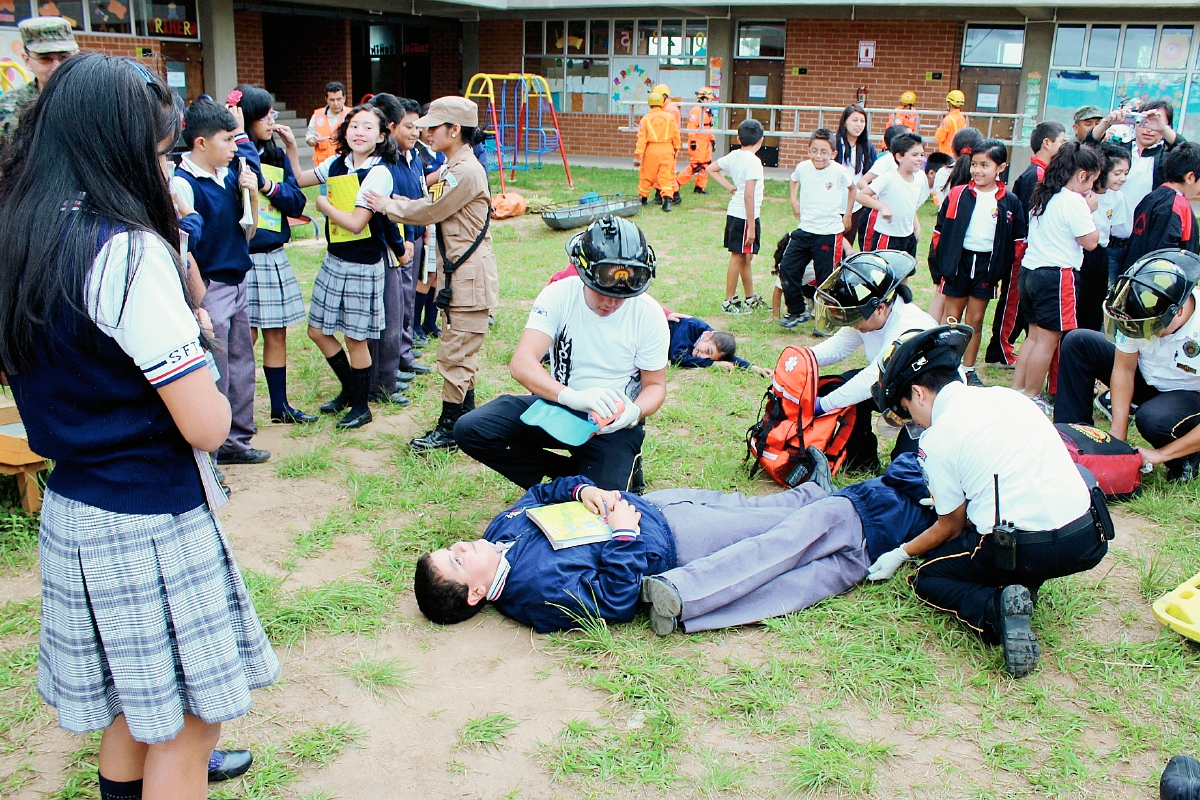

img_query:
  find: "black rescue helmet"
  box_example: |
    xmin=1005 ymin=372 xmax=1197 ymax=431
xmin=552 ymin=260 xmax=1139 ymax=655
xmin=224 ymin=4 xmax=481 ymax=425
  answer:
xmin=566 ymin=216 xmax=657 ymax=298
xmin=814 ymin=249 xmax=916 ymax=331
xmin=1103 ymin=249 xmax=1200 ymax=341
xmin=872 ymin=323 xmax=972 ymax=421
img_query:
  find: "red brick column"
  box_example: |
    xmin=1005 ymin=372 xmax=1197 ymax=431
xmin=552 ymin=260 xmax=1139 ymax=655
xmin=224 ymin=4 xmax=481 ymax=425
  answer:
xmin=234 ymin=11 xmax=264 ymax=87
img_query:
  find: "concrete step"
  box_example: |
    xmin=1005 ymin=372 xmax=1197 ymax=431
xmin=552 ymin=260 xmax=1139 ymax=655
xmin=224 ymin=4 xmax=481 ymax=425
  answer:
xmin=275 ymin=109 xmax=297 ymax=121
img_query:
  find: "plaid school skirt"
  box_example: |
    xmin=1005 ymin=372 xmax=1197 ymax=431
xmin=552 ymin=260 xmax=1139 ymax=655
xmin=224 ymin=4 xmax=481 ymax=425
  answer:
xmin=37 ymin=490 xmax=280 ymax=744
xmin=246 ymin=246 xmax=307 ymax=329
xmin=307 ymin=253 xmax=385 ymax=340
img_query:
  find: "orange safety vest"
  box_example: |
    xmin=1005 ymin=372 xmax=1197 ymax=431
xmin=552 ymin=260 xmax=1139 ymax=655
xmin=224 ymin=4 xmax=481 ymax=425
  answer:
xmin=685 ymin=105 xmax=715 ymax=162
xmin=311 ymin=106 xmax=347 ymax=167
xmin=935 ymin=108 xmax=968 ymax=156
xmin=888 ymin=107 xmax=918 ymax=132
xmin=635 ymin=107 xmax=681 ymax=156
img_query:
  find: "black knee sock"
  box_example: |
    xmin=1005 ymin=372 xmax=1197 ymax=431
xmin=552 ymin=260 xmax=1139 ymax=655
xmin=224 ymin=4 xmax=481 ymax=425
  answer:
xmin=325 ymin=350 xmax=352 ymax=394
xmin=350 ymin=367 xmax=372 ymax=413
xmin=263 ymin=365 xmax=289 ymax=417
xmin=414 ymin=290 xmax=428 ymax=329
xmin=422 ymin=291 xmax=439 ymax=332
xmin=99 ymin=775 xmax=143 ymax=800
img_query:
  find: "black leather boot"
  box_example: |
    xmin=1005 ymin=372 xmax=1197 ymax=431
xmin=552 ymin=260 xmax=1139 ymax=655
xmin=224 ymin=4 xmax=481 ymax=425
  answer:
xmin=411 ymin=401 xmax=462 ymax=452
xmin=320 ymin=350 xmax=353 ymax=415
xmin=462 ymin=389 xmax=476 ymax=413
xmin=336 ymin=368 xmax=373 ymax=429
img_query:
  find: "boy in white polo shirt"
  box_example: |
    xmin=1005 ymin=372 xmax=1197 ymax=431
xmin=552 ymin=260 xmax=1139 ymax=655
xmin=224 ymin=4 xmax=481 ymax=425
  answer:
xmin=778 ymin=129 xmax=855 ymax=329
xmin=857 ymin=132 xmax=931 ymax=257
xmin=709 ymin=119 xmax=766 ymax=315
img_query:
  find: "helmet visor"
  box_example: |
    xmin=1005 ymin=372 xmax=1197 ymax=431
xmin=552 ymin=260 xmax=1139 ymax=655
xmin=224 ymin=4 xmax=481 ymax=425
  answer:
xmin=1102 ymin=280 xmax=1171 ymax=341
xmin=814 ymin=288 xmax=866 ymax=332
xmin=589 ymin=259 xmax=653 ymax=293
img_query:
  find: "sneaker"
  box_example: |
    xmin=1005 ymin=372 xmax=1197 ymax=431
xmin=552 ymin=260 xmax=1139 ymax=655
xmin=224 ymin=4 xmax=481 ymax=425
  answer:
xmin=744 ymin=293 xmax=767 ymax=311
xmin=640 ymin=576 xmax=681 ymax=636
xmin=1094 ymin=390 xmax=1137 ymax=422
xmin=965 ymin=370 xmax=986 ymax=388
xmin=722 ymin=296 xmax=744 ymax=315
xmin=998 ymin=585 xmax=1040 ymax=678
xmin=805 ymin=446 xmax=834 ymax=495
xmin=1029 ymin=394 xmax=1054 ymax=418
xmin=779 ymin=312 xmax=810 ymax=329
xmin=985 ymin=358 xmax=1016 ymax=370
xmin=1169 ymin=452 xmax=1200 ymax=484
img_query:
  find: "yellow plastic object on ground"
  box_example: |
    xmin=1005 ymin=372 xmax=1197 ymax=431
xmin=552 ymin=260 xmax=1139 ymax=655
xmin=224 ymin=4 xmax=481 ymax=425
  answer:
xmin=1153 ymin=570 xmax=1200 ymax=642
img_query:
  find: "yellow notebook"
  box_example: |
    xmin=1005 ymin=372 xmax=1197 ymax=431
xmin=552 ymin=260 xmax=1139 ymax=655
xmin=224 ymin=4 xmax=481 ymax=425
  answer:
xmin=526 ymin=502 xmax=613 ymax=550
xmin=326 ymin=173 xmax=370 ymax=244
xmin=257 ymin=163 xmax=284 ymax=233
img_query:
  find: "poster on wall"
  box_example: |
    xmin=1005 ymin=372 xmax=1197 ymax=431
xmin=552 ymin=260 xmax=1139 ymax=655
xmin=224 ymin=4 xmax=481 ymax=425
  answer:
xmin=612 ymin=58 xmax=656 ymax=106
xmin=1022 ymin=71 xmax=1041 ymax=142
xmin=1116 ymin=72 xmax=1185 ymax=115
xmin=709 ymin=56 xmax=722 ymax=100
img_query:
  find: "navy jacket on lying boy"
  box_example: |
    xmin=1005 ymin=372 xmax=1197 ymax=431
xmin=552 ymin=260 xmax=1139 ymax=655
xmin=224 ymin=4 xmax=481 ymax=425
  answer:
xmin=667 ymin=312 xmax=771 ymax=376
xmin=413 ymin=454 xmax=934 ymax=634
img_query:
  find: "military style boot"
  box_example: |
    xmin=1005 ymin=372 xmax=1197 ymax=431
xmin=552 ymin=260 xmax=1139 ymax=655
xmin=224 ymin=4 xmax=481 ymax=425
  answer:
xmin=411 ymin=401 xmax=463 ymax=452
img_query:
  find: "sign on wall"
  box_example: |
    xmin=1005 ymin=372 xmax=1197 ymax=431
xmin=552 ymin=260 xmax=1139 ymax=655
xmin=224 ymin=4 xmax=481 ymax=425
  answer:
xmin=858 ymin=40 xmax=876 ymax=68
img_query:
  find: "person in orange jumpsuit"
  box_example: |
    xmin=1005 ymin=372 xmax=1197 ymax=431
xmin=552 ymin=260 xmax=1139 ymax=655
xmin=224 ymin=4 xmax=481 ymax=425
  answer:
xmin=934 ymin=90 xmax=968 ymax=156
xmin=653 ymin=83 xmax=682 ymax=128
xmin=635 ymin=91 xmax=681 ymax=211
xmin=889 ymin=90 xmax=918 ymax=132
xmin=676 ymin=86 xmax=716 ymax=195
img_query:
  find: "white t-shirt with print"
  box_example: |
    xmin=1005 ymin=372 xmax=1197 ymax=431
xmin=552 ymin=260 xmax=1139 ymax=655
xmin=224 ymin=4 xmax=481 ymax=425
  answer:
xmin=716 ymin=149 xmax=765 ymax=220
xmin=1093 ymin=189 xmax=1131 ymax=248
xmin=525 ymin=276 xmax=669 ymax=400
xmin=1023 ymin=189 xmax=1097 ymax=270
xmin=963 ymin=187 xmax=999 ymax=253
xmin=1115 ymin=287 xmax=1200 ymax=392
xmin=790 ymin=160 xmax=853 ymax=235
xmin=868 ymin=169 xmax=931 ymax=237
xmin=919 ymin=381 xmax=1091 ymax=532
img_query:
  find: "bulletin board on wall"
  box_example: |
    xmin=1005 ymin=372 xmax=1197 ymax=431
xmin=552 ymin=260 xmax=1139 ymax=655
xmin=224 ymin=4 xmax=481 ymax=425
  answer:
xmin=612 ymin=57 xmax=709 ymax=107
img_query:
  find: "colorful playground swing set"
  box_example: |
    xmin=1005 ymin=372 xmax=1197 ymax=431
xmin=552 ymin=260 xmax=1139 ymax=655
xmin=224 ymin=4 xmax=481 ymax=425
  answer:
xmin=465 ymin=72 xmax=574 ymax=193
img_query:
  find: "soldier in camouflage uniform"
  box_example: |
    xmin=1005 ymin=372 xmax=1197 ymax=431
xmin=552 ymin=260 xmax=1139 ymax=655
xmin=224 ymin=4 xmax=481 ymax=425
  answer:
xmin=0 ymin=17 xmax=78 ymax=146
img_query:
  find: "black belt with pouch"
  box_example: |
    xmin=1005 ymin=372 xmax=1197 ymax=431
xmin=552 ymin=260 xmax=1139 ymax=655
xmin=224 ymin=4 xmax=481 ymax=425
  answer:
xmin=435 ymin=211 xmax=491 ymax=312
xmin=989 ymin=497 xmax=1112 ymax=571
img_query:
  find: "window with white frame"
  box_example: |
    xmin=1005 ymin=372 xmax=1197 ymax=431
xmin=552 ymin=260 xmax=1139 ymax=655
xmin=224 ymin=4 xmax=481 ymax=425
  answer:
xmin=961 ymin=25 xmax=1025 ymax=67
xmin=1045 ymin=23 xmax=1197 ymax=137
xmin=523 ymin=18 xmax=708 ymax=114
xmin=0 ymin=0 xmax=198 ymax=38
xmin=736 ymin=21 xmax=785 ymax=59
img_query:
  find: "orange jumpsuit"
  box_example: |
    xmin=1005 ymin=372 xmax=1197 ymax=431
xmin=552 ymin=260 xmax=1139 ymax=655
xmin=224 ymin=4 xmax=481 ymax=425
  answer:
xmin=636 ymin=107 xmax=681 ymax=199
xmin=934 ymin=108 xmax=968 ymax=156
xmin=888 ymin=107 xmax=918 ymax=132
xmin=662 ymin=98 xmax=682 ymax=128
xmin=676 ymin=105 xmax=716 ymax=190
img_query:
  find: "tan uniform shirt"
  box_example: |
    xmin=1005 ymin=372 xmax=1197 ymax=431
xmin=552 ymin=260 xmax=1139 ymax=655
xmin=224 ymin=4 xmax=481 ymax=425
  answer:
xmin=382 ymin=146 xmax=499 ymax=314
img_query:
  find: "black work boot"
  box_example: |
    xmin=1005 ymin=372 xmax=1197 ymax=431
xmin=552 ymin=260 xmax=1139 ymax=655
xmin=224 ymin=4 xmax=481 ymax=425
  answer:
xmin=336 ymin=368 xmax=373 ymax=429
xmin=320 ymin=350 xmax=354 ymax=414
xmin=462 ymin=389 xmax=476 ymax=413
xmin=411 ymin=401 xmax=463 ymax=452
xmin=693 ymin=185 xmax=707 ymax=194
xmin=661 ymin=196 xmax=673 ymax=212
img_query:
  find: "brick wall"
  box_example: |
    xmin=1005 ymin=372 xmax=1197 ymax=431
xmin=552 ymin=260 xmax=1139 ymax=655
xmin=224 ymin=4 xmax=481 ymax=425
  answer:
xmin=234 ymin=11 xmax=264 ymax=88
xmin=76 ymin=34 xmax=164 ymax=75
xmin=430 ymin=23 xmax=463 ymax=98
xmin=477 ymin=19 xmax=523 ymax=75
xmin=779 ymin=18 xmax=963 ymax=164
xmin=262 ymin=14 xmax=352 ymax=115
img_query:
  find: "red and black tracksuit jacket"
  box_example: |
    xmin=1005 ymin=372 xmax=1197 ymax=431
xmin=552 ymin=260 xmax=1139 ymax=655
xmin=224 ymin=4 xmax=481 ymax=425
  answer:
xmin=930 ymin=181 xmax=1026 ymax=287
xmin=1123 ymin=184 xmax=1200 ymax=270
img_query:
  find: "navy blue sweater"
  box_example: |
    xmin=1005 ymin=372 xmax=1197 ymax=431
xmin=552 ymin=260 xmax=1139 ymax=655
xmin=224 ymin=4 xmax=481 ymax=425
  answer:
xmin=393 ymin=150 xmax=426 ymax=242
xmin=247 ymin=151 xmax=307 ymax=253
xmin=485 ymin=476 xmax=677 ymax=633
xmin=176 ymin=134 xmax=260 ymax=284
xmin=669 ymin=316 xmax=750 ymax=369
xmin=834 ymin=452 xmax=935 ymax=560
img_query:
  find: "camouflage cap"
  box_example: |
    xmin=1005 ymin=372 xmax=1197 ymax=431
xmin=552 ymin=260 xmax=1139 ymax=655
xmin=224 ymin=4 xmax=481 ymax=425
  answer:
xmin=20 ymin=17 xmax=79 ymax=55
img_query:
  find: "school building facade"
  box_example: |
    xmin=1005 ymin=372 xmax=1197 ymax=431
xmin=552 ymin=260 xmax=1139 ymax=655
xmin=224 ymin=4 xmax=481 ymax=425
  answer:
xmin=5 ymin=0 xmax=1200 ymax=168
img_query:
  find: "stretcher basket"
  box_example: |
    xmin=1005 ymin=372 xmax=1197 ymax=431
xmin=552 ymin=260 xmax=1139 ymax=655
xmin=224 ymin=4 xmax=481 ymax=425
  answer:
xmin=540 ymin=194 xmax=641 ymax=231
xmin=1153 ymin=569 xmax=1200 ymax=643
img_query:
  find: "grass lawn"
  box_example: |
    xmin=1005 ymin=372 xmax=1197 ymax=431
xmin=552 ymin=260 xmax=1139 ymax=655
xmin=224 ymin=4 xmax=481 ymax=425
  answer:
xmin=1 ymin=161 xmax=1198 ymax=799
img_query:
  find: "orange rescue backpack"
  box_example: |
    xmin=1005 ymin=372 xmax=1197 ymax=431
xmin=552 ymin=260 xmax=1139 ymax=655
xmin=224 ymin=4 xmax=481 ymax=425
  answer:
xmin=746 ymin=346 xmax=858 ymax=486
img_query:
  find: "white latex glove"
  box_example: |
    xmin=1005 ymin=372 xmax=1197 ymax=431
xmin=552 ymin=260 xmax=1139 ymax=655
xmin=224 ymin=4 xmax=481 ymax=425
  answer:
xmin=558 ymin=386 xmax=624 ymax=418
xmin=599 ymin=399 xmax=641 ymax=434
xmin=867 ymin=546 xmax=911 ymax=581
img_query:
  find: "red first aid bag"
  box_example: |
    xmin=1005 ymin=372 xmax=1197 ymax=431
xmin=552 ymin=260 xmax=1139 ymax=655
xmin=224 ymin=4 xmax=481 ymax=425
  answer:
xmin=1055 ymin=423 xmax=1143 ymax=500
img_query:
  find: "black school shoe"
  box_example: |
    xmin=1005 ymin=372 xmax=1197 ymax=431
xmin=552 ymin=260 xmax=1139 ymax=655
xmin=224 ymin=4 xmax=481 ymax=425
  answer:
xmin=320 ymin=393 xmax=348 ymax=415
xmin=208 ymin=749 xmax=252 ymax=782
xmin=216 ymin=448 xmax=270 ymax=465
xmin=640 ymin=576 xmax=681 ymax=636
xmin=271 ymin=406 xmax=318 ymax=424
xmin=998 ymin=585 xmax=1040 ymax=678
xmin=403 ymin=362 xmax=433 ymax=375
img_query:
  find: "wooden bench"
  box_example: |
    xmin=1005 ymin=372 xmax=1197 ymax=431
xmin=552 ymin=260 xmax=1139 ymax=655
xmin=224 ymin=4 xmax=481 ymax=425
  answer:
xmin=0 ymin=398 xmax=46 ymax=513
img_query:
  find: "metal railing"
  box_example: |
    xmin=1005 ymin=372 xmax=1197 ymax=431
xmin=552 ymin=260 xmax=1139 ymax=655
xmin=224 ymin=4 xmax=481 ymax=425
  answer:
xmin=617 ymin=101 xmax=1031 ymax=148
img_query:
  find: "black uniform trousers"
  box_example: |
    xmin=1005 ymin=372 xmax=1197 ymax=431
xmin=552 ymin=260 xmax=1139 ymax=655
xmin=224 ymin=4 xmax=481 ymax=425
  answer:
xmin=909 ymin=513 xmax=1108 ymax=644
xmin=1076 ymin=244 xmax=1109 ymax=333
xmin=454 ymin=394 xmax=646 ymax=492
xmin=779 ymin=229 xmax=841 ymax=317
xmin=1054 ymin=329 xmax=1200 ymax=477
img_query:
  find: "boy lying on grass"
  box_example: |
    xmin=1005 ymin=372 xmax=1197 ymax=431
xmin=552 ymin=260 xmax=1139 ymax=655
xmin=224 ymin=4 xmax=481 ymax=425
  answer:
xmin=413 ymin=453 xmax=934 ymax=634
xmin=667 ymin=312 xmax=773 ymax=377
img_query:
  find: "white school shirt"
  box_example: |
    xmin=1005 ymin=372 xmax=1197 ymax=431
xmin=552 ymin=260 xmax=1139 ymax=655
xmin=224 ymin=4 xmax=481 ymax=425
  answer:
xmin=932 ymin=165 xmax=953 ymax=207
xmin=962 ymin=187 xmax=999 ymax=253
xmin=1114 ymin=288 xmax=1200 ymax=392
xmin=525 ymin=276 xmax=669 ymax=400
xmin=313 ymin=153 xmax=395 ymax=209
xmin=868 ymin=151 xmax=896 ymax=178
xmin=918 ymin=382 xmax=1092 ymax=532
xmin=1119 ymin=145 xmax=1157 ymax=234
xmin=1023 ymin=190 xmax=1097 ymax=270
xmin=170 ymin=153 xmax=228 ymax=211
xmin=868 ymin=169 xmax=931 ymax=237
xmin=86 ymin=232 xmax=206 ymax=388
xmin=810 ymin=298 xmax=936 ymax=409
xmin=716 ymin=149 xmax=765 ymax=220
xmin=790 ymin=160 xmax=853 ymax=235
xmin=1092 ymin=190 xmax=1131 ymax=248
